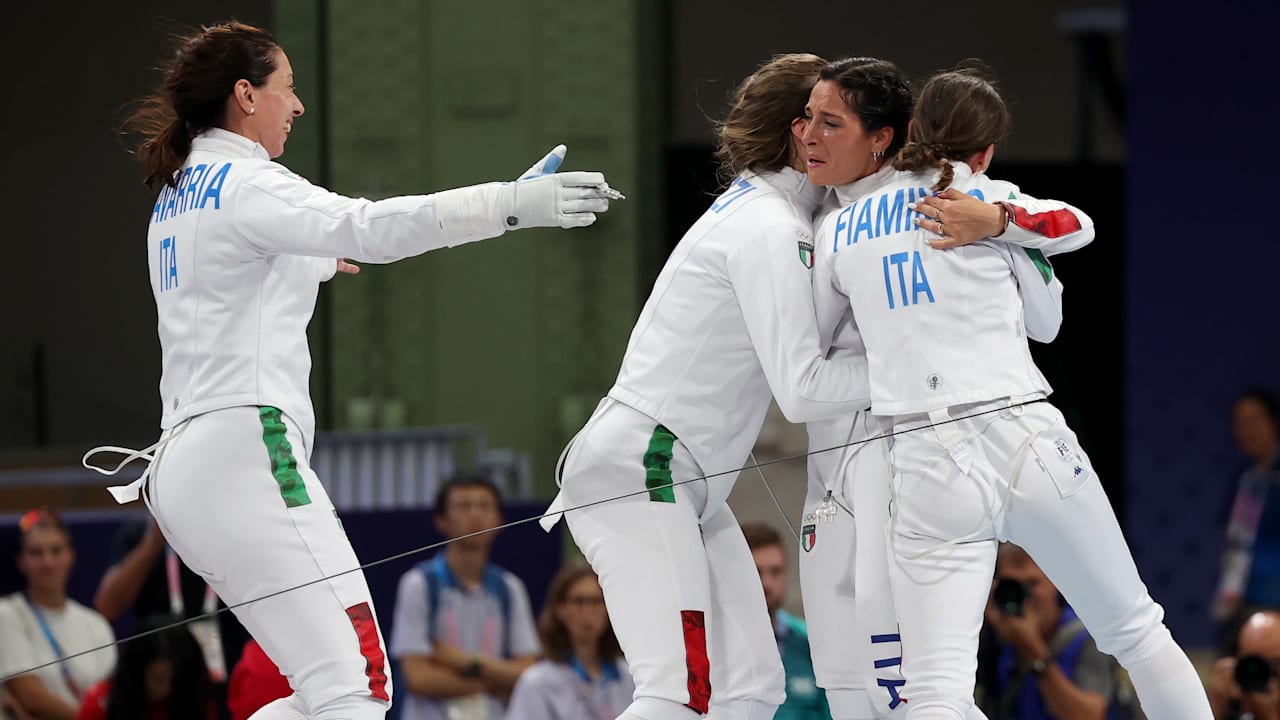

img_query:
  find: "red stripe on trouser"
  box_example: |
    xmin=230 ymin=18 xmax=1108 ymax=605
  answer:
xmin=345 ymin=602 xmax=390 ymax=701
xmin=1008 ymin=205 xmax=1082 ymax=238
xmin=681 ymin=609 xmax=711 ymax=714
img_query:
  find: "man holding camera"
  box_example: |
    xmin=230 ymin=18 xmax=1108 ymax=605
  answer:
xmin=1210 ymin=610 xmax=1280 ymax=720
xmin=976 ymin=543 xmax=1130 ymax=720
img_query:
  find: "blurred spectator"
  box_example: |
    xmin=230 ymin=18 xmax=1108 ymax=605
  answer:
xmin=92 ymin=516 xmax=249 ymax=717
xmin=0 ymin=508 xmax=116 ymax=720
xmin=391 ymin=475 xmax=540 ymax=720
xmin=976 ymin=543 xmax=1131 ymax=720
xmin=1209 ymin=609 xmax=1280 ymax=720
xmin=505 ymin=563 xmax=633 ymax=720
xmin=1215 ymin=388 xmax=1280 ymax=647
xmin=225 ymin=640 xmax=290 ymax=720
xmin=741 ymin=522 xmax=830 ymax=720
xmin=75 ymin=614 xmax=214 ymax=720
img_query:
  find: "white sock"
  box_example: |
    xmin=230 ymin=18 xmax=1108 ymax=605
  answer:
xmin=1123 ymin=637 xmax=1213 ymax=720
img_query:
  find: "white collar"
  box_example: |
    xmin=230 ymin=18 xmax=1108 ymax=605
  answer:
xmin=749 ymin=166 xmax=827 ymax=217
xmin=191 ymin=127 xmax=271 ymax=161
xmin=832 ymin=163 xmax=899 ymax=206
xmin=946 ymin=160 xmax=977 ymax=183
xmin=915 ymin=160 xmax=978 ymax=189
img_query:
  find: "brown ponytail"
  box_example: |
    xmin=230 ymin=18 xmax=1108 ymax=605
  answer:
xmin=892 ymin=69 xmax=1011 ymax=192
xmin=124 ymin=21 xmax=280 ymax=190
xmin=126 ymin=95 xmax=192 ymax=190
xmin=894 ymin=141 xmax=957 ymax=192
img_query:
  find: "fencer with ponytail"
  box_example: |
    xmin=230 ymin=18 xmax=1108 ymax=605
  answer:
xmin=124 ymin=22 xmax=279 ymax=189
xmin=892 ymin=69 xmax=1011 ymax=191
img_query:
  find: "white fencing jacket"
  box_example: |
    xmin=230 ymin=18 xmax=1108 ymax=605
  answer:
xmin=605 ymin=167 xmax=873 ymax=515
xmin=147 ymin=128 xmax=468 ymax=458
xmin=815 ymin=162 xmax=1094 ymax=416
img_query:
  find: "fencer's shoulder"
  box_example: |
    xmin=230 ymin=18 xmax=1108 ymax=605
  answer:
xmin=974 ymin=175 xmax=1021 ymax=201
xmin=239 ymin=159 xmax=313 ymax=190
xmin=753 ymin=172 xmax=822 ymax=225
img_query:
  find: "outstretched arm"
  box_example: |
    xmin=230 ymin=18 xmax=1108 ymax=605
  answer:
xmin=234 ymin=145 xmax=614 ymax=263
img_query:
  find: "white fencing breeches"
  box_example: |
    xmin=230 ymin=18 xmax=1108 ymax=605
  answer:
xmin=559 ymin=401 xmax=785 ymax=720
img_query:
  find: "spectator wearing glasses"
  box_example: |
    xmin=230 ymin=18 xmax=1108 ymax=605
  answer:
xmin=506 ymin=564 xmax=633 ymax=720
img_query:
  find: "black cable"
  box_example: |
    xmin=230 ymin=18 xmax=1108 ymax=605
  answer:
xmin=1 ymin=398 xmax=1045 ymax=682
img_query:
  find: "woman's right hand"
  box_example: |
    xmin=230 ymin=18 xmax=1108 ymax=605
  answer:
xmin=911 ymin=188 xmax=1006 ymax=249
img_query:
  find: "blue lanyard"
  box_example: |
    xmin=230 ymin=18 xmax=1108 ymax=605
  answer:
xmin=568 ymin=657 xmax=621 ymax=720
xmin=24 ymin=595 xmax=80 ymax=697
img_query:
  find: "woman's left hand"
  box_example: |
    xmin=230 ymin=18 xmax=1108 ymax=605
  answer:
xmin=911 ymin=188 xmax=1006 ymax=250
xmin=336 ymin=259 xmax=361 ymax=275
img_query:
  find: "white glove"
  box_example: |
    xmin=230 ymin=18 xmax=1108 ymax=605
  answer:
xmin=517 ymin=144 xmax=566 ymax=180
xmin=433 ymin=145 xmax=613 ymax=245
xmin=503 ymin=171 xmax=611 ymax=229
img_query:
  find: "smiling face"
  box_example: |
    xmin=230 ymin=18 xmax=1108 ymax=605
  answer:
xmin=243 ymin=49 xmax=305 ymax=158
xmin=798 ymin=79 xmax=892 ymax=187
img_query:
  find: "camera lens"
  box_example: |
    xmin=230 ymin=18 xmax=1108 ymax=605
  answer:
xmin=993 ymin=578 xmax=1028 ymax=616
xmin=1235 ymin=655 xmax=1275 ymax=693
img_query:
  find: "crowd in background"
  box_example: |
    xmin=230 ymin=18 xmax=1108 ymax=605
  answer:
xmin=2 ymin=386 xmax=1277 ymax=720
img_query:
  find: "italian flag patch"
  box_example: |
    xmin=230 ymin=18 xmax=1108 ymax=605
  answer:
xmin=802 ymin=524 xmax=816 ymax=552
xmin=798 ymin=241 xmax=814 ymax=269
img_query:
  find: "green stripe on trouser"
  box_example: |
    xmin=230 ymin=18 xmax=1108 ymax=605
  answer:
xmin=644 ymin=424 xmax=678 ymax=503
xmin=259 ymin=406 xmax=311 ymax=508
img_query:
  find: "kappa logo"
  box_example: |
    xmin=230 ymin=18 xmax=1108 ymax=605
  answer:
xmin=798 ymin=241 xmax=815 ymax=269
xmin=1051 ymin=437 xmax=1088 ymax=477
xmin=801 ymin=524 xmax=816 ymax=552
xmin=926 ymin=374 xmax=942 ymax=390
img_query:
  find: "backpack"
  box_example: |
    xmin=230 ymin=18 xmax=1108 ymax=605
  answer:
xmin=416 ymin=554 xmax=514 ymax=658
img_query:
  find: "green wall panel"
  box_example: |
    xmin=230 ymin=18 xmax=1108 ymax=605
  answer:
xmin=277 ymin=0 xmax=663 ymax=496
